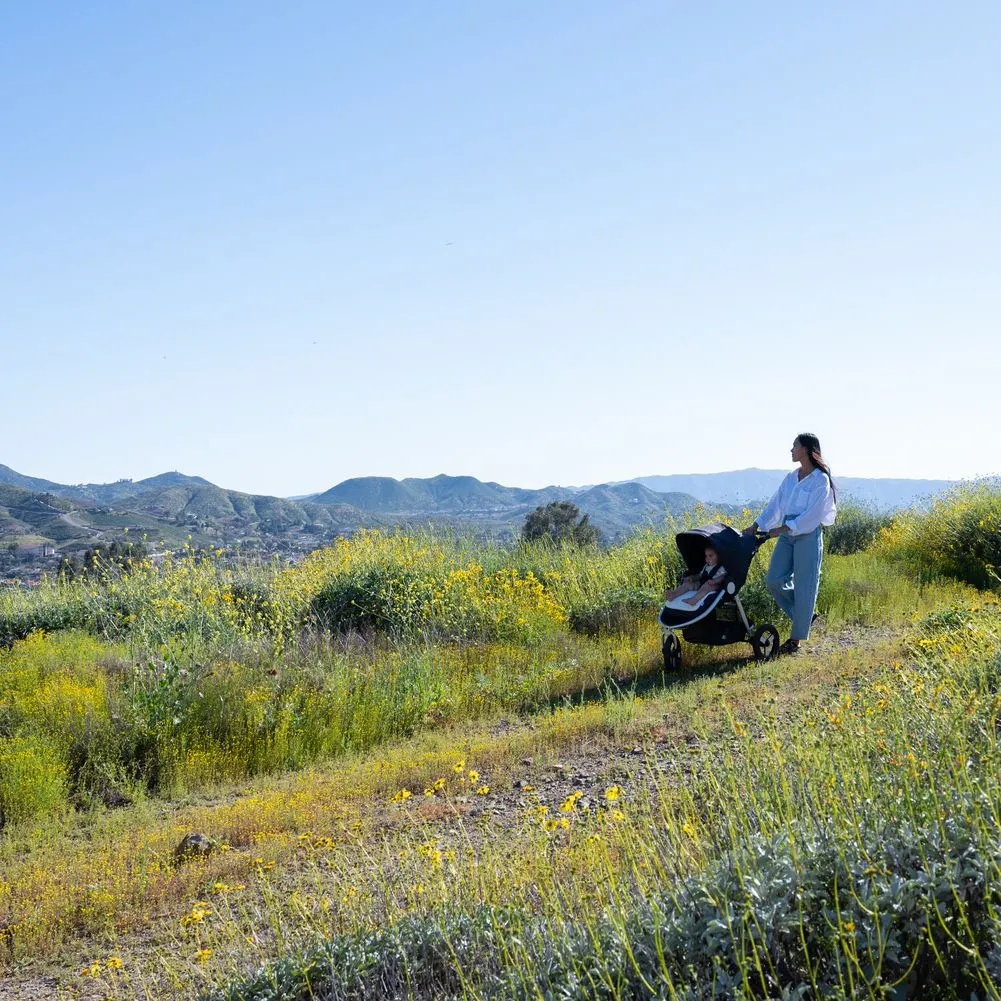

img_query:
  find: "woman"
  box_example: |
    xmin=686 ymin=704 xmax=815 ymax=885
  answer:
xmin=743 ymin=433 xmax=837 ymax=654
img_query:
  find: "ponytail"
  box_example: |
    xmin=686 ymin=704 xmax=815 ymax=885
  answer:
xmin=797 ymin=433 xmax=837 ymax=502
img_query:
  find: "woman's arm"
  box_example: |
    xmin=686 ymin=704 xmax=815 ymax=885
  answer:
xmin=746 ymin=475 xmax=791 ymax=534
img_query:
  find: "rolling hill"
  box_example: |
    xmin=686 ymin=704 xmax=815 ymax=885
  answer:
xmin=307 ymin=474 xmax=705 ymax=537
xmin=0 ymin=475 xmax=371 ymax=557
xmin=2 ymin=461 xmax=962 ymax=563
xmin=0 ymin=466 xmax=710 ymax=557
xmin=0 ymin=484 xmax=79 ymax=543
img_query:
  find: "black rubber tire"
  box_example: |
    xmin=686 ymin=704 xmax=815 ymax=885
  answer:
xmin=662 ymin=632 xmax=682 ymax=670
xmin=751 ymin=624 xmax=780 ymax=661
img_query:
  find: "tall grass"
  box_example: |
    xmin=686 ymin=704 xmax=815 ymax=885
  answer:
xmin=200 ymin=597 xmax=1001 ymax=1001
xmin=874 ymin=479 xmax=1001 ymax=590
xmin=4 ymin=495 xmax=1001 ymax=994
xmin=1 ymin=498 xmax=982 ymax=830
xmin=0 ymin=523 xmax=691 ymax=821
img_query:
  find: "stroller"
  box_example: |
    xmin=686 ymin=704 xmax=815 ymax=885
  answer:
xmin=658 ymin=522 xmax=778 ymax=670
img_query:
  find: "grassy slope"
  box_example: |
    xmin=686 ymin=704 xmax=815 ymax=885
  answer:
xmin=4 ymin=484 xmax=1001 ymax=998
xmin=0 ymin=566 xmax=980 ymax=998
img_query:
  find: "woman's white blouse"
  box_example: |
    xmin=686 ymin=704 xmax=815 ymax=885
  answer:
xmin=755 ymin=469 xmax=837 ymax=536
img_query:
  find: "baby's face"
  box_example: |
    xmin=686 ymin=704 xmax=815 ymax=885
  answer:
xmin=704 ymin=548 xmax=718 ymax=566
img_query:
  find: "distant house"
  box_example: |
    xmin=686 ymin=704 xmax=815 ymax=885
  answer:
xmin=41 ymin=544 xmax=56 ymax=557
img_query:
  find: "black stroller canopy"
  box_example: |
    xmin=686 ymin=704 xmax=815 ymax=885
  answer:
xmin=675 ymin=522 xmax=758 ymax=591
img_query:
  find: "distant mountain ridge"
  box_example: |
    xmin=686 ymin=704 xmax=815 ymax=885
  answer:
xmin=312 ymin=474 xmax=570 ymax=514
xmin=307 ymin=474 xmax=703 ymax=533
xmin=0 ymin=465 xmax=215 ymax=506
xmin=627 ymin=469 xmax=956 ymax=510
xmin=0 ymin=462 xmax=963 ymax=561
xmin=0 ymin=465 xmax=707 ymax=554
xmin=0 ymin=466 xmax=367 ymax=554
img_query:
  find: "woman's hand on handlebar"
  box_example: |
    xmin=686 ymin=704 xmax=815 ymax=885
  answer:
xmin=741 ymin=523 xmax=758 ymax=536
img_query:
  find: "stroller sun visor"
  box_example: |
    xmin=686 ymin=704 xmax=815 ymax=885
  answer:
xmin=675 ymin=522 xmax=758 ymax=591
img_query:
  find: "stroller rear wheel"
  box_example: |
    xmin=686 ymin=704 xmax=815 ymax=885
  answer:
xmin=662 ymin=632 xmax=682 ymax=670
xmin=751 ymin=624 xmax=779 ymax=661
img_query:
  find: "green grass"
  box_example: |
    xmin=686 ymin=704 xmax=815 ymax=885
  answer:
xmin=0 ymin=527 xmax=950 ymax=824
xmin=197 ymin=598 xmax=1001 ymax=1001
xmin=1 ymin=496 xmax=1001 ymax=997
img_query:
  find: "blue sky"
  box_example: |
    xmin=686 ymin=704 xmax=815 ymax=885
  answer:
xmin=3 ymin=2 xmax=999 ymax=496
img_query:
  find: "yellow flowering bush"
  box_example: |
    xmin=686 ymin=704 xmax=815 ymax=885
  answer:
xmin=302 ymin=532 xmax=567 ymax=642
xmin=875 ymin=480 xmax=1001 ymax=590
xmin=0 ymin=734 xmax=66 ymax=827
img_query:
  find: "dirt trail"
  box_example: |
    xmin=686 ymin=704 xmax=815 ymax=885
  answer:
xmin=58 ymin=510 xmax=102 ymax=538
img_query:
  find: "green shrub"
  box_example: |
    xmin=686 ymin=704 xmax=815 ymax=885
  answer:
xmin=876 ymin=481 xmax=1001 ymax=590
xmin=0 ymin=600 xmax=93 ymax=647
xmin=522 ymin=501 xmax=601 ymax=547
xmin=311 ymin=566 xmax=421 ymax=636
xmin=567 ymin=586 xmax=661 ymax=636
xmin=0 ymin=734 xmax=66 ymax=828
xmin=825 ymin=499 xmax=895 ymax=555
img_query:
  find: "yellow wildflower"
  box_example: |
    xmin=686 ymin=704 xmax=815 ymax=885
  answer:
xmin=560 ymin=790 xmax=583 ymax=813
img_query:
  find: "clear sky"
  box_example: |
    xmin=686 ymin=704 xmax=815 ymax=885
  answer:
xmin=3 ymin=2 xmax=999 ymax=496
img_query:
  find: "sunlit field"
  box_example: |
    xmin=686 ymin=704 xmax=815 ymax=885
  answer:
xmin=1 ymin=489 xmax=999 ymax=999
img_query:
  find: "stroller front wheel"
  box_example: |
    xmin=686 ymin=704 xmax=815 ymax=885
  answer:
xmin=662 ymin=632 xmax=682 ymax=671
xmin=751 ymin=624 xmax=779 ymax=661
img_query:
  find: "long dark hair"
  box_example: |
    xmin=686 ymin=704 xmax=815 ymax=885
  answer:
xmin=797 ymin=433 xmax=837 ymax=501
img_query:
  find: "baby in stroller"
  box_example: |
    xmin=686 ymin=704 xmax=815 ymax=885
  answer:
xmin=664 ymin=543 xmax=728 ymax=608
xmin=658 ymin=522 xmax=781 ymax=668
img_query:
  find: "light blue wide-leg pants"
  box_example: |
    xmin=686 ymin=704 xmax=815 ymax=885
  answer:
xmin=765 ymin=528 xmax=823 ymax=641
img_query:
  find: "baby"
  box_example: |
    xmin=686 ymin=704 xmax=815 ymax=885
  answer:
xmin=665 ymin=544 xmax=728 ymax=608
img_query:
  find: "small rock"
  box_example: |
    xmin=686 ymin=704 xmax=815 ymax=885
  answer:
xmin=173 ymin=832 xmax=218 ymax=865
xmin=521 ymin=757 xmax=534 ymax=766
xmin=100 ymin=784 xmax=132 ymax=809
xmin=549 ymin=763 xmax=566 ymax=772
